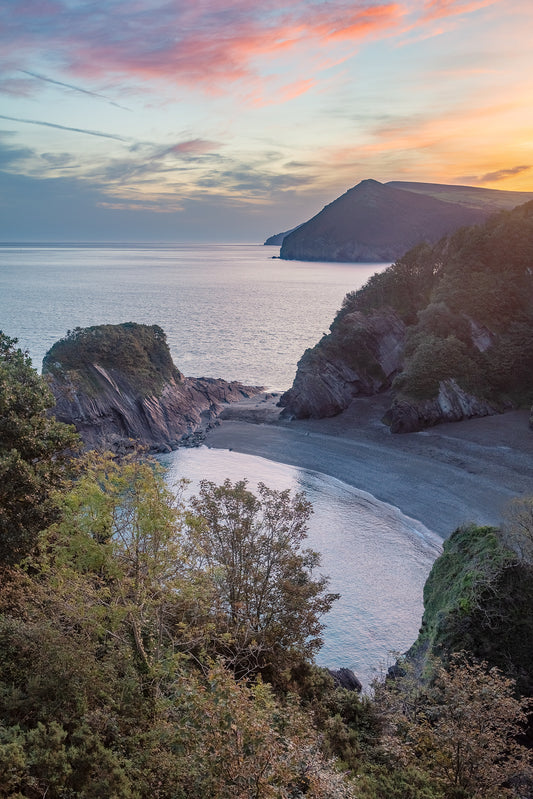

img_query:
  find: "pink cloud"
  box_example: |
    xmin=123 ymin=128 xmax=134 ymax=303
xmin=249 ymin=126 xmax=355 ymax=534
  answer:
xmin=166 ymin=139 xmax=219 ymax=156
xmin=421 ymin=0 xmax=499 ymax=23
xmin=0 ymin=1 xmax=404 ymax=101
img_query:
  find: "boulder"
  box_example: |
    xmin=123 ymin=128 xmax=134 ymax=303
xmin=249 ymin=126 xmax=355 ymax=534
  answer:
xmin=385 ymin=378 xmax=503 ymax=434
xmin=327 ymin=667 xmax=363 ymax=693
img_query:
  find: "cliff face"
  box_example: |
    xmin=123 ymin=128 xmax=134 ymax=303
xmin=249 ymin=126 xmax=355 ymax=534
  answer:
xmin=279 ymin=307 xmax=405 ymax=418
xmin=43 ymin=323 xmax=261 ymax=453
xmin=281 ymin=200 xmax=533 ymax=433
xmin=279 ymin=180 xmax=489 ymax=263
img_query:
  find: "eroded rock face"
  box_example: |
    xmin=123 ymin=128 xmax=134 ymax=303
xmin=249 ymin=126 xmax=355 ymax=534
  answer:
xmin=279 ymin=307 xmax=405 ymax=419
xmin=385 ymin=379 xmax=503 ymax=434
xmin=44 ymin=325 xmax=262 ymax=453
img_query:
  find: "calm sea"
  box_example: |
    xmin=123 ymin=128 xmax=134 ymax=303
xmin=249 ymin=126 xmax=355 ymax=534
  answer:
xmin=0 ymin=243 xmax=442 ymax=684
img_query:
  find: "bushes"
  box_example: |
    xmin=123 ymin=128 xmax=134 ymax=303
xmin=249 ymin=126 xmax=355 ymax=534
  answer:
xmin=42 ymin=323 xmax=182 ymax=397
xmin=393 ymin=335 xmax=484 ymax=400
xmin=0 ymin=332 xmax=79 ymax=565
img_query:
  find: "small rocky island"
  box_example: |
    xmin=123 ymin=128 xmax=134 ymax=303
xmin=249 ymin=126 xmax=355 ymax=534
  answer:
xmin=43 ymin=322 xmax=262 ymax=453
xmin=280 ymin=199 xmax=533 ymax=432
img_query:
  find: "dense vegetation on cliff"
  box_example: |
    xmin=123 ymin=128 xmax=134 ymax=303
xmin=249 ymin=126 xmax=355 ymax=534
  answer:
xmin=342 ymin=200 xmax=533 ymax=406
xmin=43 ymin=323 xmax=182 ymax=398
xmin=1 ymin=332 xmax=532 ymax=797
xmin=282 ymin=200 xmax=533 ymax=430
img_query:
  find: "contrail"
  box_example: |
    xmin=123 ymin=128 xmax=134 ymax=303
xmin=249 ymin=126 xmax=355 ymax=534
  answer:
xmin=0 ymin=114 xmax=129 ymax=142
xmin=20 ymin=70 xmax=131 ymax=111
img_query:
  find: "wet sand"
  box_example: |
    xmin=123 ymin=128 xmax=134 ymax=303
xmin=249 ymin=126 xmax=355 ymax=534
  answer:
xmin=207 ymin=392 xmax=533 ymax=537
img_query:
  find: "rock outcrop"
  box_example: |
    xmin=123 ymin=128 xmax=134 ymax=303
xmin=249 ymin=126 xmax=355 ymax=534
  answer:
xmin=43 ymin=323 xmax=262 ymax=453
xmin=280 ymin=199 xmax=533 ymax=433
xmin=327 ymin=668 xmax=362 ymax=693
xmin=279 ymin=307 xmax=405 ymax=419
xmin=385 ymin=379 xmax=503 ymax=434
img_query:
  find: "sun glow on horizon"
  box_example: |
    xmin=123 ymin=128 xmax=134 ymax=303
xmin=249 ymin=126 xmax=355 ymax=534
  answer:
xmin=1 ymin=0 xmax=532 ymax=241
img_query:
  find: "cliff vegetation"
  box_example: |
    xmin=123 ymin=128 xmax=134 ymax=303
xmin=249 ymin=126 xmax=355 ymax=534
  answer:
xmin=43 ymin=323 xmax=181 ymax=398
xmin=1 ymin=330 xmax=533 ymax=798
xmin=281 ymin=200 xmax=533 ymax=431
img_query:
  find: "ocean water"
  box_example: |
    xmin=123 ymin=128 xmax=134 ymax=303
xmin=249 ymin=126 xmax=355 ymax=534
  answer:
xmin=162 ymin=447 xmax=442 ymax=686
xmin=0 ymin=243 xmax=441 ymax=683
xmin=0 ymin=243 xmax=381 ymax=388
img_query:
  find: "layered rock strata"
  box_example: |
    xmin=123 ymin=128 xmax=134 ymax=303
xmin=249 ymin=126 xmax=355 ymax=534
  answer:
xmin=385 ymin=379 xmax=503 ymax=434
xmin=43 ymin=324 xmax=262 ymax=453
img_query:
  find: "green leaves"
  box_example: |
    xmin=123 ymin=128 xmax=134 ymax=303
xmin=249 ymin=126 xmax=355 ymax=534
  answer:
xmin=0 ymin=331 xmax=79 ymax=565
xmin=186 ymin=479 xmax=339 ymax=681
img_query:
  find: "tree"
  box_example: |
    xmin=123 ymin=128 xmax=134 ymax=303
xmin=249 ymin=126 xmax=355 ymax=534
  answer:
xmin=186 ymin=479 xmax=339 ymax=679
xmin=374 ymin=655 xmax=532 ymax=799
xmin=502 ymin=495 xmax=533 ymax=564
xmin=0 ymin=332 xmax=79 ymax=565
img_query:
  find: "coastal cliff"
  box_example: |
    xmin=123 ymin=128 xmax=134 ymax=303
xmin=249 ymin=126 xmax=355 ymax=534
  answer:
xmin=281 ymin=200 xmax=533 ymax=432
xmin=279 ymin=307 xmax=405 ymax=418
xmin=43 ymin=323 xmax=262 ymax=452
xmin=273 ymin=179 xmax=533 ymax=263
xmin=407 ymin=521 xmax=533 ymax=696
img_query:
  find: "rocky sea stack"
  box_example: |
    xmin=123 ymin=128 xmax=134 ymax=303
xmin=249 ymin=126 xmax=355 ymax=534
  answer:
xmin=281 ymin=200 xmax=533 ymax=432
xmin=43 ymin=322 xmax=262 ymax=452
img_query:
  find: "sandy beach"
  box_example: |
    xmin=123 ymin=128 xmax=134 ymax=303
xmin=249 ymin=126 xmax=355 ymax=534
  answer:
xmin=206 ymin=392 xmax=533 ymax=538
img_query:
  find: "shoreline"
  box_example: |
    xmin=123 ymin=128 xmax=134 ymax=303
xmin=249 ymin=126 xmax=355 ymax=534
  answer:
xmin=205 ymin=392 xmax=533 ymax=538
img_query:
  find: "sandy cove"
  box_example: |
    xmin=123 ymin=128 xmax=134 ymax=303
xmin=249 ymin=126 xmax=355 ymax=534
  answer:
xmin=204 ymin=391 xmax=533 ymax=538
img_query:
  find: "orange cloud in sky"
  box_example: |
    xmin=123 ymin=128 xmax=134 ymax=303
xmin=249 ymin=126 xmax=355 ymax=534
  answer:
xmin=421 ymin=0 xmax=500 ymax=22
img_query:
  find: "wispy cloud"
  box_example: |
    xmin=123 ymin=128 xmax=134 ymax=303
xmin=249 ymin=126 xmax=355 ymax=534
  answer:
xmin=421 ymin=0 xmax=500 ymax=23
xmin=0 ymin=114 xmax=128 ymax=142
xmin=0 ymin=1 xmax=404 ymax=103
xmin=20 ymin=70 xmax=131 ymax=110
xmin=479 ymin=165 xmax=531 ymax=183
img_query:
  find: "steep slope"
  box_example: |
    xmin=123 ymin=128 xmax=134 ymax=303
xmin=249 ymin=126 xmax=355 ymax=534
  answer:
xmin=279 ymin=179 xmax=488 ymax=262
xmin=281 ymin=201 xmax=533 ymax=431
xmin=43 ymin=323 xmax=261 ymax=452
xmin=387 ymin=180 xmax=533 ymax=213
xmin=275 ymin=179 xmax=533 ymax=263
xmin=408 ymin=522 xmax=533 ymax=696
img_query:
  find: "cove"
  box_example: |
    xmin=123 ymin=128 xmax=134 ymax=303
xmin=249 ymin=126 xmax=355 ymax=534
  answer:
xmin=160 ymin=446 xmax=442 ymax=687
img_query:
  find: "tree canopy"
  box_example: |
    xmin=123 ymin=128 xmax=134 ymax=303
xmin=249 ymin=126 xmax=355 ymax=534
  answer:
xmin=0 ymin=331 xmax=79 ymax=564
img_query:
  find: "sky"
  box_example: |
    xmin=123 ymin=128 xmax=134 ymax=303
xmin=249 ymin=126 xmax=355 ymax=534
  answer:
xmin=1 ymin=0 xmax=532 ymax=243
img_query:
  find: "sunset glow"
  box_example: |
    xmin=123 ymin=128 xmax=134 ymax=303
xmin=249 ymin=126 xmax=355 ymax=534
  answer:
xmin=1 ymin=0 xmax=532 ymax=241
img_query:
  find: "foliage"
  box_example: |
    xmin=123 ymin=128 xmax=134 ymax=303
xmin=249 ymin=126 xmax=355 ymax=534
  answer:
xmin=336 ymin=242 xmax=439 ymax=326
xmin=502 ymin=495 xmax=533 ymax=563
xmin=373 ymin=655 xmax=532 ymax=799
xmin=393 ymin=334 xmax=484 ymax=400
xmin=327 ymin=199 xmax=533 ymax=406
xmin=0 ymin=455 xmax=356 ymax=799
xmin=42 ymin=322 xmax=182 ymax=397
xmin=409 ymin=523 xmax=533 ymax=696
xmin=185 ymin=479 xmax=339 ymax=681
xmin=0 ymin=331 xmax=79 ymax=565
